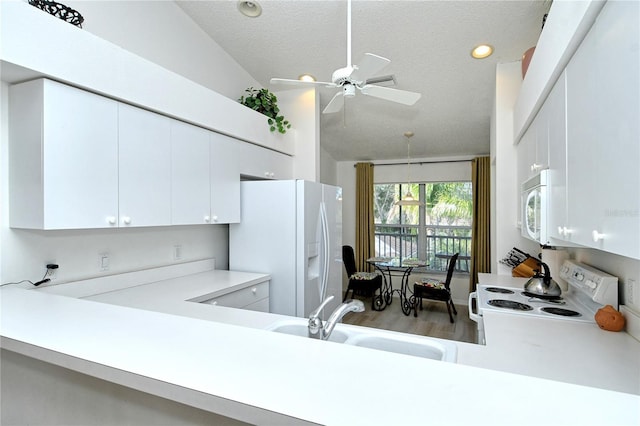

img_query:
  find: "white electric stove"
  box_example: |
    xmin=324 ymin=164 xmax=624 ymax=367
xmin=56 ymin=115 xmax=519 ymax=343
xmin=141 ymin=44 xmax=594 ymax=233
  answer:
xmin=469 ymin=260 xmax=618 ymax=344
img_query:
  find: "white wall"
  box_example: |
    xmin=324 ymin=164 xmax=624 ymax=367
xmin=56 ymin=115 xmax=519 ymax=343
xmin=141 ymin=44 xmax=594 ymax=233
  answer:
xmin=336 ymin=157 xmax=475 ymax=304
xmin=276 ymin=88 xmax=320 ymax=181
xmin=491 ymin=61 xmax=539 ymax=276
xmin=64 ymin=0 xmax=259 ymax=100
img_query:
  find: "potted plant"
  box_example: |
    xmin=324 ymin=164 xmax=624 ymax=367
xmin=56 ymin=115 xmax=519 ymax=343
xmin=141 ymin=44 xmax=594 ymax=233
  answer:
xmin=238 ymin=87 xmax=291 ymax=134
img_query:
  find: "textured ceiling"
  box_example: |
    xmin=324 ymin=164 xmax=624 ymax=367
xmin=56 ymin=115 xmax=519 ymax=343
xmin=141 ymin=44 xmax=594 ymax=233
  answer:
xmin=176 ymin=0 xmax=547 ymax=161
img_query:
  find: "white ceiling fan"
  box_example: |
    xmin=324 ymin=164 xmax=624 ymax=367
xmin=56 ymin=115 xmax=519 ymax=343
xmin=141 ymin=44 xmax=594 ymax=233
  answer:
xmin=269 ymin=0 xmax=421 ymax=114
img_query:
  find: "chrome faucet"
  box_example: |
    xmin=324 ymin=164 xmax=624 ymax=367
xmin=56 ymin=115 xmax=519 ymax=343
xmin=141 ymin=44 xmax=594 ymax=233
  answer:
xmin=308 ymin=295 xmax=365 ymax=340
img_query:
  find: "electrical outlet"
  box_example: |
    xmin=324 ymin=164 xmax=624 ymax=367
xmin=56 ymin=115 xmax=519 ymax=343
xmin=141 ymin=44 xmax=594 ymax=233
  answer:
xmin=99 ymin=253 xmax=110 ymax=272
xmin=45 ymin=261 xmax=58 ymax=281
xmin=626 ymin=278 xmax=636 ymax=305
xmin=173 ymin=245 xmax=183 ymax=261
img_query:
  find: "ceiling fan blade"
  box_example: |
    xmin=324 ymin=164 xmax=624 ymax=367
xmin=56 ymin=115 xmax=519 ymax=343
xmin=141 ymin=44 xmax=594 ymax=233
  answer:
xmin=270 ymin=78 xmax=336 ymax=88
xmin=359 ymin=85 xmax=422 ymax=106
xmin=322 ymin=91 xmax=345 ymax=114
xmin=350 ymin=53 xmax=391 ymax=83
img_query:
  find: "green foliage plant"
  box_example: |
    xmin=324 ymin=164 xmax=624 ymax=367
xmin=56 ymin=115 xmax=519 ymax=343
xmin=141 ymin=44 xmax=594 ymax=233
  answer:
xmin=238 ymin=87 xmax=292 ymax=134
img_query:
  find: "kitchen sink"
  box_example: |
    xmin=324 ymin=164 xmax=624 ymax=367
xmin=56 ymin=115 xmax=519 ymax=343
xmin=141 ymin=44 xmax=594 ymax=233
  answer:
xmin=265 ymin=319 xmax=457 ymax=362
xmin=268 ymin=321 xmax=349 ymax=343
xmin=346 ymin=334 xmax=456 ymax=362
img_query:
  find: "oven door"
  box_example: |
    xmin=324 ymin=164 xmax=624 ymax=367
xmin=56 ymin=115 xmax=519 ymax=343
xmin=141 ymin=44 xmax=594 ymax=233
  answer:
xmin=521 ymin=170 xmax=548 ymax=244
xmin=468 ymin=292 xmax=485 ymax=344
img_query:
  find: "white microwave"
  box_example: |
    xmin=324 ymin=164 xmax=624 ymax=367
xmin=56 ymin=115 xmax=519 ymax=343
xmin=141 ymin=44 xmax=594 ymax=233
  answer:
xmin=521 ymin=170 xmax=548 ymax=244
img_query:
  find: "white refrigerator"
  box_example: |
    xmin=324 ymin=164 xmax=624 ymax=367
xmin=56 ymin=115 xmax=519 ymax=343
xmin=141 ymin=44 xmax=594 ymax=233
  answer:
xmin=229 ymin=180 xmax=343 ymax=318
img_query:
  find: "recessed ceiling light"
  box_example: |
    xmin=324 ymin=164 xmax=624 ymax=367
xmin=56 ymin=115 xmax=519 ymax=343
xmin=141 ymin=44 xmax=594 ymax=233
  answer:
xmin=471 ymin=44 xmax=493 ymax=59
xmin=298 ymin=74 xmax=316 ymax=82
xmin=237 ymin=1 xmax=262 ymax=18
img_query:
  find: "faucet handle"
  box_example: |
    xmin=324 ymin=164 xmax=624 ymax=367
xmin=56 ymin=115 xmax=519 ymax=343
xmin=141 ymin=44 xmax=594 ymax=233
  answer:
xmin=309 ymin=295 xmax=335 ymax=319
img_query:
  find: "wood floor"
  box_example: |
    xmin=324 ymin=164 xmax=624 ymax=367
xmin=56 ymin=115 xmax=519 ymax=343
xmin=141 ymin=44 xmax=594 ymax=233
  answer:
xmin=342 ymin=296 xmax=478 ymax=344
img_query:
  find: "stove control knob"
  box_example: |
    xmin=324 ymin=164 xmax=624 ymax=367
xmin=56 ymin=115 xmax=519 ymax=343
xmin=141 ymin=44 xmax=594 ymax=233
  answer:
xmin=585 ymin=279 xmax=597 ymax=289
xmin=575 ymin=273 xmax=584 ymax=281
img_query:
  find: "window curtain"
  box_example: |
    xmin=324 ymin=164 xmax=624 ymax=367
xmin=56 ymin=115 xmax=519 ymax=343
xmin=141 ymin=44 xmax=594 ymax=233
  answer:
xmin=355 ymin=162 xmax=375 ymax=272
xmin=470 ymin=157 xmax=491 ymax=291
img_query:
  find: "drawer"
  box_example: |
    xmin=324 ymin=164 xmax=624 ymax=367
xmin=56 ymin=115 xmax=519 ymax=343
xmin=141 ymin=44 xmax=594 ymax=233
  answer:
xmin=205 ymin=281 xmax=269 ymax=308
xmin=243 ymin=297 xmax=270 ymax=313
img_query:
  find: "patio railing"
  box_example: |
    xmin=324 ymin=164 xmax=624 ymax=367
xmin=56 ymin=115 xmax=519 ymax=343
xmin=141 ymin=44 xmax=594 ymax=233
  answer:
xmin=374 ymin=224 xmax=471 ymax=273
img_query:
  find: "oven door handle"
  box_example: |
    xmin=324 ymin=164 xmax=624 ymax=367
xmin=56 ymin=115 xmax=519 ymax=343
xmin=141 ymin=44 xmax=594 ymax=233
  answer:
xmin=468 ymin=291 xmax=480 ymax=323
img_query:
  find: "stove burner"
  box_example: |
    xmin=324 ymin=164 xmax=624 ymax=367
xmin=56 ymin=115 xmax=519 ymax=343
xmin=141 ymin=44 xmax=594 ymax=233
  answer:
xmin=541 ymin=307 xmax=582 ymax=317
xmin=487 ymin=299 xmax=533 ymax=311
xmin=522 ymin=291 xmax=563 ymax=301
xmin=485 ymin=287 xmax=515 ymax=294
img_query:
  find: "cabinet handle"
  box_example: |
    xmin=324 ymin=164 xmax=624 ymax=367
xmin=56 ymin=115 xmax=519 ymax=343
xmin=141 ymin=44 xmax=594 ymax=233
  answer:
xmin=269 ymin=172 xmax=275 ymax=178
xmin=592 ymin=230 xmax=605 ymax=242
xmin=530 ymin=163 xmax=542 ymax=172
xmin=122 ymin=216 xmax=132 ymax=225
xmin=211 ymin=300 xmax=218 ymax=305
xmin=204 ymin=215 xmax=211 ymax=223
xmin=107 ymin=216 xmax=117 ymax=225
xmin=558 ymin=226 xmax=572 ymax=237
xmin=264 ymin=172 xmax=270 ymax=177
xmin=252 ymin=287 xmax=257 ymax=294
xmin=212 ymin=215 xmax=219 ymax=222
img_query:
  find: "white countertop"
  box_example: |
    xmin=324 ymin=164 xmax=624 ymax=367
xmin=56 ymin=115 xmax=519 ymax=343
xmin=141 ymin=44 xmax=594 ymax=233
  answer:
xmin=2 ymin=268 xmax=640 ymax=425
xmin=470 ymin=273 xmax=640 ymax=395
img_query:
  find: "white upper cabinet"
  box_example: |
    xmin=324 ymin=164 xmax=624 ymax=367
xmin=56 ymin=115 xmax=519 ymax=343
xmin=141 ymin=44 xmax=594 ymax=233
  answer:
xmin=118 ymin=103 xmax=172 ymax=227
xmin=546 ymin=72 xmax=569 ymax=242
xmin=239 ymin=142 xmax=293 ymax=180
xmin=210 ymin=133 xmax=240 ymax=224
xmin=9 ymin=79 xmax=267 ymax=230
xmin=565 ymin=0 xmax=639 ymax=258
xmin=171 ymin=120 xmax=212 ymax=225
xmin=9 ymin=79 xmax=119 ymax=229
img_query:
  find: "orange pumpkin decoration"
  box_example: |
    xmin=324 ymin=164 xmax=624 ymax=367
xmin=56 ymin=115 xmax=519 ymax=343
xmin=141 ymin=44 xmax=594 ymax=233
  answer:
xmin=595 ymin=305 xmax=626 ymax=332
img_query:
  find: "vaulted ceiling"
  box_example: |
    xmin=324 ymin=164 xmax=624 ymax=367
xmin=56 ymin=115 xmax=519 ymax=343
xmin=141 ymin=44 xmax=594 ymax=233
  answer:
xmin=177 ymin=0 xmax=547 ymax=161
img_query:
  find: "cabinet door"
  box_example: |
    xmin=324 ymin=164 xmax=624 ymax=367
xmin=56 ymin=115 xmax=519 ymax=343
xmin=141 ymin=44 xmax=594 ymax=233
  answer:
xmin=210 ymin=133 xmax=240 ymax=223
xmin=546 ymin=73 xmax=569 ymax=242
xmin=43 ymin=81 xmax=119 ymax=229
xmin=118 ymin=103 xmax=172 ymax=227
xmin=517 ymin=124 xmax=536 ymax=188
xmin=238 ymin=142 xmax=293 ymax=180
xmin=566 ymin=0 xmax=639 ymax=258
xmin=534 ymin=102 xmax=549 ymax=173
xmin=171 ymin=120 xmax=211 ymax=225
xmin=9 ymin=79 xmax=119 ymax=230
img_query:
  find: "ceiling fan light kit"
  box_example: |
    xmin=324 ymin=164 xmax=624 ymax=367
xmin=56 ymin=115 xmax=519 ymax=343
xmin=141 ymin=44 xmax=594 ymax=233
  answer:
xmin=269 ymin=0 xmax=421 ymax=114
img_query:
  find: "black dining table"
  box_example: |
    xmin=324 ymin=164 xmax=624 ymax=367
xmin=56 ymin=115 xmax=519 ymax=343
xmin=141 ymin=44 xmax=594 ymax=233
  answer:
xmin=366 ymin=257 xmax=428 ymax=316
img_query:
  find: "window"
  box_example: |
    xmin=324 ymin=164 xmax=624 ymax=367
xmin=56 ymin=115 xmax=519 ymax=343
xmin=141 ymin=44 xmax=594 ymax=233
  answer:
xmin=373 ymin=182 xmax=472 ymax=273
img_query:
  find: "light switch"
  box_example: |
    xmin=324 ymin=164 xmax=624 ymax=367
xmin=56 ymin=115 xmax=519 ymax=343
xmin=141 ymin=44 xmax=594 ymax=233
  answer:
xmin=100 ymin=254 xmax=110 ymax=271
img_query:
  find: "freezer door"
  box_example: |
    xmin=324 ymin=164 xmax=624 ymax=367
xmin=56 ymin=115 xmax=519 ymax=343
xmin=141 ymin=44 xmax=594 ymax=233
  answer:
xmin=296 ymin=181 xmax=343 ymax=318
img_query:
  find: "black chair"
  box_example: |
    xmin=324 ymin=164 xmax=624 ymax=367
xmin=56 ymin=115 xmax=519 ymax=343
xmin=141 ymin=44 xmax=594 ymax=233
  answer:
xmin=413 ymin=253 xmax=459 ymax=322
xmin=342 ymin=245 xmax=385 ymax=311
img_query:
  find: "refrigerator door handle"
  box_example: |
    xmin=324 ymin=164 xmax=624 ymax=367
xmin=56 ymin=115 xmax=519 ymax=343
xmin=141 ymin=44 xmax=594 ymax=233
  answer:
xmin=319 ymin=202 xmax=330 ymax=301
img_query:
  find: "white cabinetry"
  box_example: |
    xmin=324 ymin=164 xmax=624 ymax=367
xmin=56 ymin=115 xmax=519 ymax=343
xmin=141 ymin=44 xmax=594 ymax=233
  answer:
xmin=202 ymin=280 xmax=269 ymax=312
xmin=210 ymin=133 xmax=240 ymax=223
xmin=546 ymin=73 xmax=570 ymax=242
xmin=239 ymin=142 xmax=293 ymax=180
xmin=9 ymin=79 xmax=119 ymax=229
xmin=517 ymin=101 xmax=550 ymax=185
xmin=565 ymin=0 xmax=639 ymax=258
xmin=118 ymin=104 xmax=172 ymax=227
xmin=171 ymin=120 xmax=211 ymax=225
